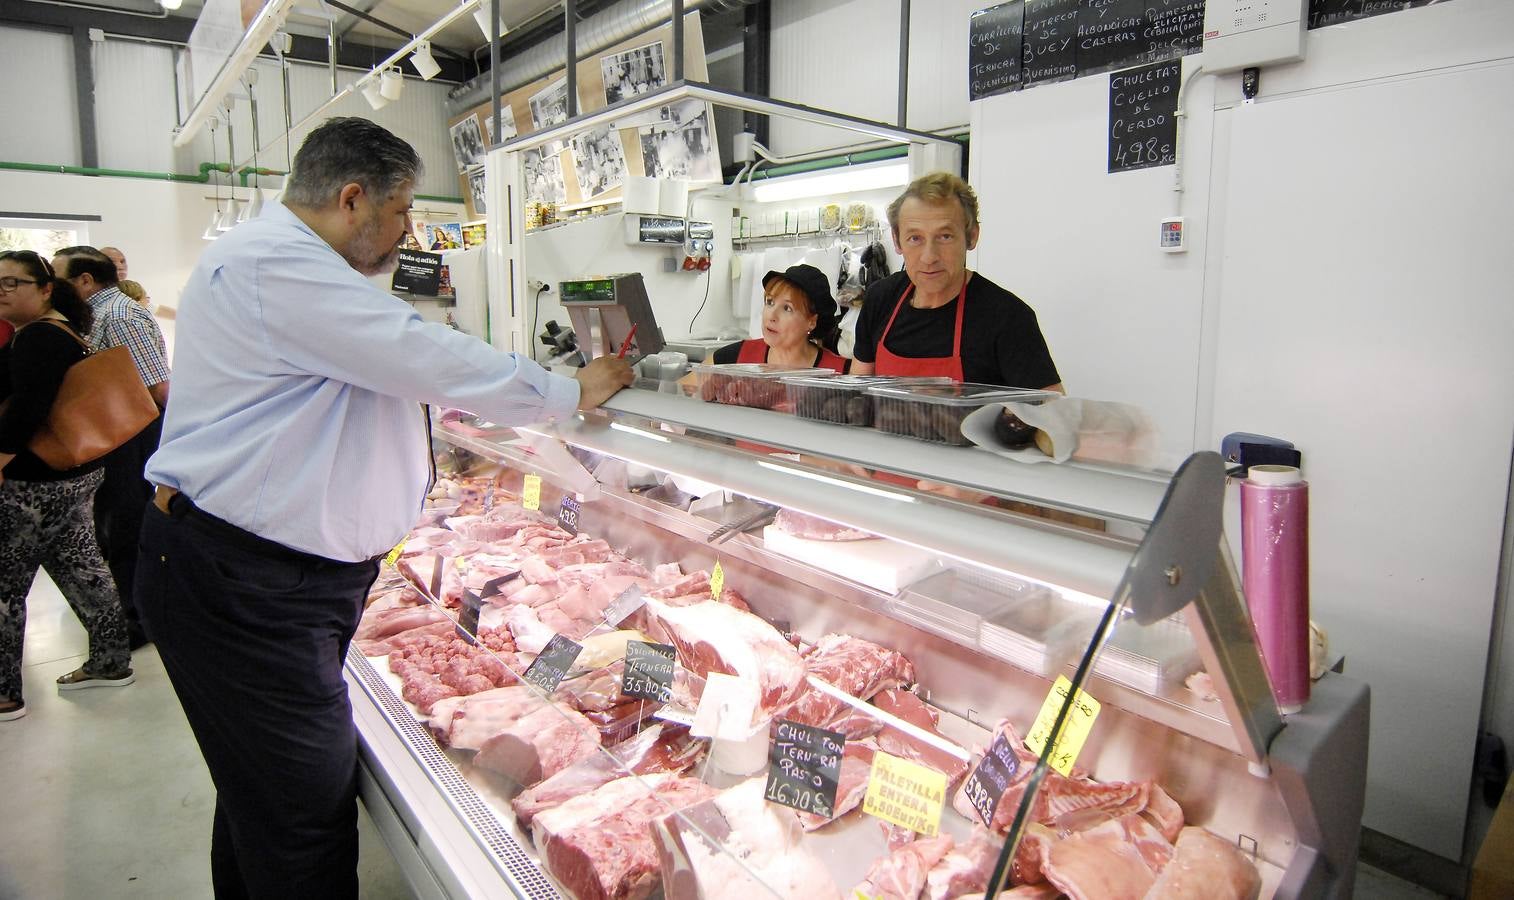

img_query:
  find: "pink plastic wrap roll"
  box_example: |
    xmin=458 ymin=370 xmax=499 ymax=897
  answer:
xmin=1240 ymin=465 xmax=1310 ymax=713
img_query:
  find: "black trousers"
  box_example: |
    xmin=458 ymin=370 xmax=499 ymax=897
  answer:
xmin=94 ymin=415 xmax=161 ymax=634
xmin=135 ymin=496 xmax=379 ymax=900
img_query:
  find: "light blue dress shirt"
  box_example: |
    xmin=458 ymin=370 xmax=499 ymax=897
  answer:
xmin=146 ymin=201 xmax=580 ymax=562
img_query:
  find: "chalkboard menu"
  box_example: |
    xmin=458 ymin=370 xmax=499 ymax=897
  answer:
xmin=968 ymin=1 xmax=1025 ymax=101
xmin=621 ymin=640 xmax=676 ymax=703
xmin=391 ymin=249 xmax=442 ymax=295
xmin=1108 ymin=59 xmax=1182 ymax=173
xmin=764 ymin=719 xmax=845 ymax=819
xmin=1075 ymin=0 xmax=1149 ymax=76
xmin=523 ymin=633 xmax=583 ymax=694
xmin=1309 ymin=0 xmax=1437 ymax=29
xmin=1022 ymin=0 xmax=1080 ymax=87
xmin=1143 ymin=0 xmax=1206 ymax=59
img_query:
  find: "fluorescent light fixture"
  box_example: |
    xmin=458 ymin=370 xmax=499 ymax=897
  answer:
xmin=237 ymin=188 xmax=265 ymax=224
xmin=756 ymin=459 xmax=916 ymax=503
xmin=609 ymin=421 xmax=671 ymax=444
xmin=472 ymin=7 xmax=510 ymax=40
xmin=750 ymin=159 xmax=910 ymax=203
xmin=360 ymin=79 xmax=388 ymax=110
xmin=160 ymin=0 xmax=183 ymax=9
xmin=216 ymin=197 xmax=241 ymax=231
xmin=410 ymin=42 xmax=441 ymax=80
xmin=379 ymin=67 xmax=404 ymax=101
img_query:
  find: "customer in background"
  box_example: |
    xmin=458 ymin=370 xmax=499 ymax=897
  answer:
xmin=117 ymin=280 xmax=152 ymax=312
xmin=100 ymin=246 xmax=128 ymax=281
xmin=711 ymin=263 xmax=847 ymax=372
xmin=53 ymin=246 xmax=169 ymax=650
xmin=0 ymin=250 xmax=135 ymax=722
xmin=851 ymin=172 xmax=1062 ymax=391
xmin=137 ymin=116 xmax=631 ymax=899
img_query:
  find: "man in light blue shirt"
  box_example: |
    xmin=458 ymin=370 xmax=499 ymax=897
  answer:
xmin=135 ymin=117 xmax=631 ymax=899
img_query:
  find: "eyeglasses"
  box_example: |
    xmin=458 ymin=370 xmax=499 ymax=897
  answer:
xmin=0 ymin=276 xmax=41 ymax=293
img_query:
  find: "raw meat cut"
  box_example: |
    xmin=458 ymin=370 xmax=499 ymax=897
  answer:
xmin=640 ymin=599 xmax=806 ymax=726
xmin=774 ymin=508 xmax=874 ymax=541
xmin=852 ymin=834 xmax=956 ymax=900
xmin=652 ymin=777 xmax=842 ymax=900
xmin=1142 ymin=827 xmax=1261 ymax=900
xmin=511 ymin=723 xmax=704 ymax=825
xmin=355 ymin=619 xmax=455 ymax=656
xmin=924 ymin=826 xmax=1001 ymax=900
xmin=797 ymin=740 xmax=876 ymax=831
xmin=473 ymin=702 xmax=602 ymax=785
xmin=533 ymin=773 xmax=718 ymax=900
xmin=1141 ymin=783 xmax=1185 ymax=844
xmin=871 ymin=689 xmax=971 ymax=785
xmin=782 ymin=634 xmax=916 ymax=732
xmin=434 ymin=685 xmax=544 ymax=750
xmin=1041 ymin=814 xmax=1170 ymax=900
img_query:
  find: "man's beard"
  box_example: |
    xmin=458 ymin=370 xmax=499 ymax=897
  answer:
xmin=345 ymin=211 xmax=402 ymax=276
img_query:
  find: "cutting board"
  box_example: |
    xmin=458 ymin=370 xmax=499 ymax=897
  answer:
xmin=761 ymin=524 xmax=942 ymax=594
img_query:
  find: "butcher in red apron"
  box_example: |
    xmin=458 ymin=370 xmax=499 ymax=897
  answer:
xmin=709 ymin=263 xmax=846 ymax=373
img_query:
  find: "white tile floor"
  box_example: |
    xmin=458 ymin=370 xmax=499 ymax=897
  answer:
xmin=0 ymin=569 xmax=1454 ymax=900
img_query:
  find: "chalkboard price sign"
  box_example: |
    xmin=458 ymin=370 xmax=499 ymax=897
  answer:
xmin=1108 ymin=60 xmax=1182 ymax=173
xmin=968 ymin=1 xmax=1025 ymax=101
xmin=962 ymin=731 xmax=1022 ymax=826
xmin=764 ymin=719 xmax=845 ymax=819
xmin=556 ymin=495 xmax=580 ymax=536
xmin=458 ymin=588 xmax=484 ymax=639
xmin=621 ymin=640 xmax=676 ymax=703
xmin=1021 ymin=0 xmax=1080 ymax=87
xmin=523 ymin=633 xmax=583 ymax=694
xmin=1076 ymin=0 xmax=1149 ymax=76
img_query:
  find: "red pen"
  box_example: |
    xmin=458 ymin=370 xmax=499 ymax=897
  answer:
xmin=616 ymin=324 xmax=639 ymax=359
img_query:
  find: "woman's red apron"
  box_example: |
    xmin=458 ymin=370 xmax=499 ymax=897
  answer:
xmin=871 ymin=278 xmax=969 ymax=485
xmin=729 ymin=339 xmax=845 ymax=455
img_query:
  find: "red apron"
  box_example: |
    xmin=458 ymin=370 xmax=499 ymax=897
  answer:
xmin=872 ymin=277 xmax=970 ymax=486
xmin=735 ymin=338 xmax=846 ymax=373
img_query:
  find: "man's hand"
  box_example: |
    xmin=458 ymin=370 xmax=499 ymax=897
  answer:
xmin=575 ymin=356 xmax=635 ymax=410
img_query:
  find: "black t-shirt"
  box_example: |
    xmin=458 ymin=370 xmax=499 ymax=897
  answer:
xmin=711 ymin=340 xmax=847 ymax=372
xmin=0 ymin=321 xmax=100 ymax=482
xmin=852 ymin=270 xmax=1061 ymax=389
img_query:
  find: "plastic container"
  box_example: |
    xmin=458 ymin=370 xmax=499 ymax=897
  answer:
xmin=689 ymin=362 xmax=831 ymax=411
xmin=781 ymin=374 xmax=952 ymax=427
xmin=866 ymin=383 xmax=1058 ymax=446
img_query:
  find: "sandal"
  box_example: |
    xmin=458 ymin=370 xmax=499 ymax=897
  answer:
xmin=0 ymin=699 xmax=24 ymax=721
xmin=56 ymin=667 xmax=135 ymax=691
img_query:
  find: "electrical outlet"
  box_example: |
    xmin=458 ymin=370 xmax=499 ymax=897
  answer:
xmin=527 ymin=279 xmax=547 ymax=292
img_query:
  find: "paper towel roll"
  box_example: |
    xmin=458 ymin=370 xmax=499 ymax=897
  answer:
xmin=622 ymin=175 xmax=660 ymax=215
xmin=659 ymin=179 xmax=689 ymax=217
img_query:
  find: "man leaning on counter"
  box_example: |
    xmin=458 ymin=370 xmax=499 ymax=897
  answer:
xmin=851 ymin=172 xmax=1063 ymax=393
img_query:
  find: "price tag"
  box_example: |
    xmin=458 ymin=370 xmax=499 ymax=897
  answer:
xmin=709 ymin=560 xmax=725 ymax=600
xmin=479 ymin=570 xmax=522 ymax=600
xmin=522 ymin=474 xmax=542 ymax=511
xmin=383 ymin=539 xmax=406 ymax=568
xmin=1024 ymin=675 xmax=1102 ymax=777
xmin=457 ymin=588 xmax=484 ymax=639
xmin=522 ymin=633 xmax=582 ymax=694
xmin=764 ymin=719 xmax=845 ymax=819
xmin=557 ymin=495 xmax=581 ymax=536
xmin=962 ymin=731 xmax=1022 ymax=827
xmin=601 ymin=585 xmax=646 ymax=629
xmin=652 ymin=704 xmax=696 ymax=726
xmin=620 ymin=641 xmax=676 ymax=702
xmin=861 ymin=750 xmax=947 ymax=837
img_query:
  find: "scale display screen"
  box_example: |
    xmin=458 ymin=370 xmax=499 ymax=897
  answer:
xmin=560 ymin=279 xmax=617 ymax=304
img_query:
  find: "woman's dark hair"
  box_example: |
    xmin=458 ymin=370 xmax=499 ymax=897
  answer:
xmin=0 ymin=250 xmax=93 ymax=334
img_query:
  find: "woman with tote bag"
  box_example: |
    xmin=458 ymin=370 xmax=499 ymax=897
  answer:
xmin=0 ymin=250 xmax=135 ymax=721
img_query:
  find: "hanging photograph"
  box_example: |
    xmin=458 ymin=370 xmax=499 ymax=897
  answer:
xmin=524 ymin=141 xmax=568 ymax=204
xmin=466 ymin=167 xmax=488 ymax=217
xmin=601 ymin=41 xmax=666 ymax=105
xmin=638 ymin=99 xmax=720 ymax=183
xmin=449 ymin=114 xmax=486 ymax=172
xmin=483 ymin=110 xmax=518 ymax=145
xmin=427 ymin=222 xmax=464 ymax=251
xmin=570 ymin=125 xmax=629 ymax=199
xmin=529 ymin=76 xmax=579 ymax=131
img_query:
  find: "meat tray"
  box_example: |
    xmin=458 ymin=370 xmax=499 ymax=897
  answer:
xmin=689 ymin=363 xmax=831 ymax=411
xmin=867 ymin=382 xmax=1058 ymax=446
xmin=780 ymin=374 xmax=950 ymax=427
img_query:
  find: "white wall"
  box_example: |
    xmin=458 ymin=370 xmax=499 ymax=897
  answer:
xmin=968 ymin=0 xmax=1514 ymax=860
xmin=0 ymin=27 xmax=81 ymax=166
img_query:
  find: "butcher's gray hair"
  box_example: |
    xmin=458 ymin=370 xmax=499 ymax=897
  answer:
xmin=283 ymin=117 xmax=423 ymax=209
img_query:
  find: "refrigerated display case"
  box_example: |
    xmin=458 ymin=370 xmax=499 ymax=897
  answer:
xmin=344 ymin=387 xmax=1367 ymax=899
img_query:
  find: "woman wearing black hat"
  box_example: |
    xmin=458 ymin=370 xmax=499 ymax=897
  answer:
xmin=711 ymin=264 xmax=847 ymax=372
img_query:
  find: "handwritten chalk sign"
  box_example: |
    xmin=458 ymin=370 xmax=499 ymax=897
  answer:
xmin=522 ymin=633 xmax=583 ymax=694
xmin=458 ymin=588 xmax=484 ymax=639
xmin=1022 ymin=0 xmax=1080 ymax=87
xmin=621 ymin=641 xmax=676 ymax=703
xmin=1075 ymin=0 xmax=1148 ymax=76
xmin=1108 ymin=59 xmax=1181 ymax=173
xmin=968 ymin=1 xmax=1025 ymax=101
xmin=764 ymin=719 xmax=845 ymax=819
xmin=557 ymin=495 xmax=581 ymax=536
xmin=962 ymin=731 xmax=1022 ymax=826
xmin=1140 ymin=0 xmax=1204 ymax=61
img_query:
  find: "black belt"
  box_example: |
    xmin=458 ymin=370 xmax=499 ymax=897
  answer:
xmin=156 ymin=486 xmax=379 ymax=569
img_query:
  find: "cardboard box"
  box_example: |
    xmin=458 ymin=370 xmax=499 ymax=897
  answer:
xmin=1472 ymin=777 xmax=1514 ymax=899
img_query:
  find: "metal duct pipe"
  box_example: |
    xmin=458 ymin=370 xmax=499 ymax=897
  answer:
xmin=445 ymin=0 xmax=758 ymax=116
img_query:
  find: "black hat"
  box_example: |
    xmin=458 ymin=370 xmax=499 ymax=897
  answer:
xmin=762 ymin=264 xmax=839 ymax=339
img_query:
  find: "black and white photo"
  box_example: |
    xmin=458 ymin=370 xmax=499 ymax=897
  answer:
xmin=449 ymin=114 xmax=486 ymax=172
xmin=601 ymin=41 xmax=666 ymax=105
xmin=524 ymin=141 xmax=567 ymax=204
xmin=466 ymin=167 xmax=487 ymax=217
xmin=638 ymin=99 xmax=720 ymax=183
xmin=483 ymin=110 xmax=518 ymax=145
xmin=529 ymin=77 xmax=578 ymax=131
xmin=570 ymin=125 xmax=629 ymax=199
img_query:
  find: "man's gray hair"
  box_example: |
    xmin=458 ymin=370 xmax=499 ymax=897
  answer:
xmin=283 ymin=117 xmax=423 ymax=208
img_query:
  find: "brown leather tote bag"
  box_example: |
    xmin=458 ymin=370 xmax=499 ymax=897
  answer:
xmin=24 ymin=320 xmax=159 ymax=470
